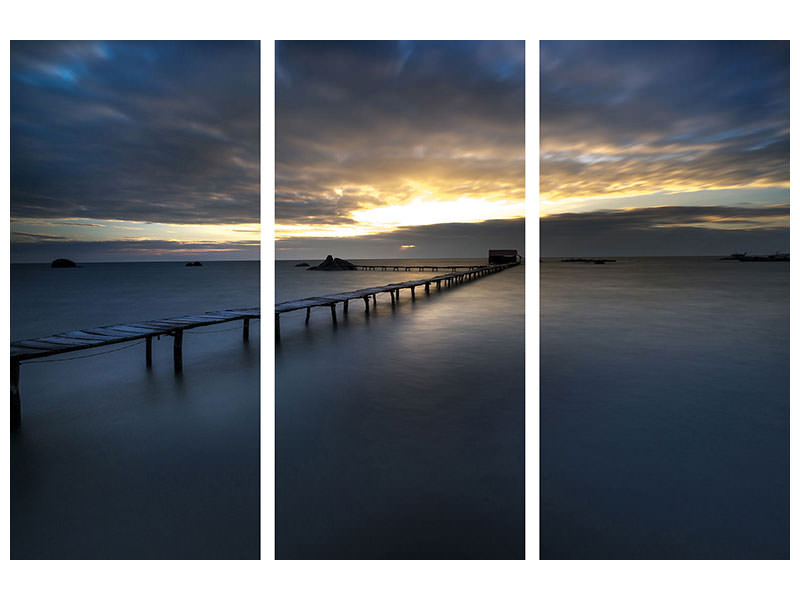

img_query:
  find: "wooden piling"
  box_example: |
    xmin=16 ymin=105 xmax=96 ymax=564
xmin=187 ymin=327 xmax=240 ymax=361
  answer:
xmin=11 ymin=359 xmax=21 ymax=430
xmin=173 ymin=329 xmax=183 ymax=373
xmin=9 ymin=308 xmax=262 ymax=429
xmin=330 ymin=304 xmax=337 ymax=323
xmin=272 ymin=262 xmax=518 ymax=339
xmin=305 ymin=307 xmax=311 ymax=324
xmin=275 ymin=313 xmax=280 ymax=341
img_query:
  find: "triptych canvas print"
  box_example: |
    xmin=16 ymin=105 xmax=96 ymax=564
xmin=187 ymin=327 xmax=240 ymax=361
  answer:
xmin=8 ymin=40 xmax=789 ymax=562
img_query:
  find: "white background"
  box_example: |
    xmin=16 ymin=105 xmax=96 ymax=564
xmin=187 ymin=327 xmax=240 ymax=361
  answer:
xmin=1 ymin=2 xmax=797 ymax=598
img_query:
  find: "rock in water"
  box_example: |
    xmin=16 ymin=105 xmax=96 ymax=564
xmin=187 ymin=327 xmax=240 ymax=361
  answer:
xmin=185 ymin=261 xmax=203 ymax=267
xmin=51 ymin=258 xmax=77 ymax=268
xmin=308 ymin=255 xmax=356 ymax=270
xmin=295 ymin=262 xmax=310 ymax=267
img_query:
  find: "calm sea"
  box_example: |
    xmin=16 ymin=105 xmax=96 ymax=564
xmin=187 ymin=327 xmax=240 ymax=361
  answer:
xmin=10 ymin=261 xmax=260 ymax=559
xmin=275 ymin=258 xmax=525 ymax=559
xmin=540 ymin=256 xmax=789 ymax=559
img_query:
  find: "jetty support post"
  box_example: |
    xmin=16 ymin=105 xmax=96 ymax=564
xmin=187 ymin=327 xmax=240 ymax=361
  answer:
xmin=173 ymin=329 xmax=183 ymax=373
xmin=390 ymin=290 xmax=395 ymax=306
xmin=330 ymin=303 xmax=337 ymax=324
xmin=372 ymin=294 xmax=377 ymax=307
xmin=344 ymin=300 xmax=349 ymax=315
xmin=425 ymin=282 xmax=430 ymax=295
xmin=146 ymin=335 xmax=153 ymax=367
xmin=411 ymin=286 xmax=416 ymax=300
xmin=363 ymin=296 xmax=370 ymax=313
xmin=243 ymin=317 xmax=250 ymax=342
xmin=11 ymin=359 xmax=21 ymax=430
xmin=305 ymin=307 xmax=311 ymax=325
xmin=275 ymin=313 xmax=281 ymax=342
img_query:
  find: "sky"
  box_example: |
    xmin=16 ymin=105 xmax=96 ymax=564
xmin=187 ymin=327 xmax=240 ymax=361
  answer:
xmin=540 ymin=41 xmax=789 ymax=256
xmin=275 ymin=41 xmax=525 ymax=259
xmin=10 ymin=41 xmax=260 ymax=263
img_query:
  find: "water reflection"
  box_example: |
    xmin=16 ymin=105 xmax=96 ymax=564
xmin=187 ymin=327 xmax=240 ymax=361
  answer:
xmin=276 ymin=260 xmax=524 ymax=559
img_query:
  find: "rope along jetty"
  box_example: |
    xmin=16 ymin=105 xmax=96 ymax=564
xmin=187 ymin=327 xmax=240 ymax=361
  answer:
xmin=275 ymin=263 xmax=518 ymax=340
xmin=10 ymin=308 xmax=260 ymax=429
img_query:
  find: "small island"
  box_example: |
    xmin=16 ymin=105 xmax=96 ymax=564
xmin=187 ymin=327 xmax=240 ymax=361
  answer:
xmin=51 ymin=258 xmax=77 ymax=268
xmin=307 ymin=255 xmax=357 ymax=270
xmin=185 ymin=261 xmax=203 ymax=267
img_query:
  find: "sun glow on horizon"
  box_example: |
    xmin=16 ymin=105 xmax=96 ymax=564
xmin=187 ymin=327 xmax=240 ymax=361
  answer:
xmin=10 ymin=217 xmax=261 ymax=244
xmin=276 ymin=192 xmax=525 ymax=240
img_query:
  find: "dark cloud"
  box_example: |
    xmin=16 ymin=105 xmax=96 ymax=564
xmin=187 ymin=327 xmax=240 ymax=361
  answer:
xmin=540 ymin=41 xmax=789 ymax=201
xmin=12 ymin=231 xmax=69 ymax=242
xmin=541 ymin=206 xmax=789 ymax=257
xmin=11 ymin=41 xmax=260 ymax=225
xmin=275 ymin=218 xmax=525 ymax=260
xmin=276 ymin=41 xmax=524 ymax=226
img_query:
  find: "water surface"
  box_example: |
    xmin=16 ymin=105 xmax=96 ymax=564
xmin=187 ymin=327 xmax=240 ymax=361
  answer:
xmin=11 ymin=261 xmax=260 ymax=559
xmin=276 ymin=258 xmax=525 ymax=559
xmin=540 ymin=256 xmax=789 ymax=559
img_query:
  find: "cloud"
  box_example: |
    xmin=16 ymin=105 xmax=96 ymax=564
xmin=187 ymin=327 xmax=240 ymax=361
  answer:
xmin=540 ymin=41 xmax=789 ymax=204
xmin=11 ymin=41 xmax=260 ymax=226
xmin=275 ymin=217 xmax=525 ymax=259
xmin=275 ymin=41 xmax=524 ymax=233
xmin=541 ymin=205 xmax=789 ymax=256
xmin=12 ymin=231 xmax=69 ymax=242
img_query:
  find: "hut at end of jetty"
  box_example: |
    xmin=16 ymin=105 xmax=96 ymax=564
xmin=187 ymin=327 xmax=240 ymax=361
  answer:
xmin=488 ymin=249 xmax=519 ymax=264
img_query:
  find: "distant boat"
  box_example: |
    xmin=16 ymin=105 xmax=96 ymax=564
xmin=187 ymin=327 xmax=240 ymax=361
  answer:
xmin=185 ymin=261 xmax=203 ymax=267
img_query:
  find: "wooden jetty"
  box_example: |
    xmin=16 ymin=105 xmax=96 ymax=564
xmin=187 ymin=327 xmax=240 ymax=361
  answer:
xmin=10 ymin=307 xmax=260 ymax=429
xmin=352 ymin=264 xmax=487 ymax=272
xmin=275 ymin=262 xmax=518 ymax=339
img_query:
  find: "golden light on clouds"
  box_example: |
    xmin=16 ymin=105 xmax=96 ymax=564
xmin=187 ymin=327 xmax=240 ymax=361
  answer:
xmin=275 ymin=42 xmax=525 ymax=250
xmin=540 ymin=41 xmax=788 ymax=221
xmin=276 ymin=194 xmax=524 ymax=240
xmin=351 ymin=194 xmax=523 ymax=229
xmin=11 ymin=217 xmax=261 ymax=244
xmin=539 ymin=136 xmax=790 ymax=215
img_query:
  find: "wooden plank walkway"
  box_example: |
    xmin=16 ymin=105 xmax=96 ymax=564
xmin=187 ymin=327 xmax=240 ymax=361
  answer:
xmin=352 ymin=264 xmax=487 ymax=272
xmin=10 ymin=307 xmax=260 ymax=429
xmin=275 ymin=263 xmax=518 ymax=338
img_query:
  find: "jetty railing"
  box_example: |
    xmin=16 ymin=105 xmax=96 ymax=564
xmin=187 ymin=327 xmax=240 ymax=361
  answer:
xmin=10 ymin=307 xmax=260 ymax=429
xmin=275 ymin=262 xmax=518 ymax=339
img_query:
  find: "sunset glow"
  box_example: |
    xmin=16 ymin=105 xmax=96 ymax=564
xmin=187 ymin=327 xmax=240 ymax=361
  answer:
xmin=276 ymin=41 xmax=525 ymax=258
xmin=540 ymin=41 xmax=789 ymax=256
